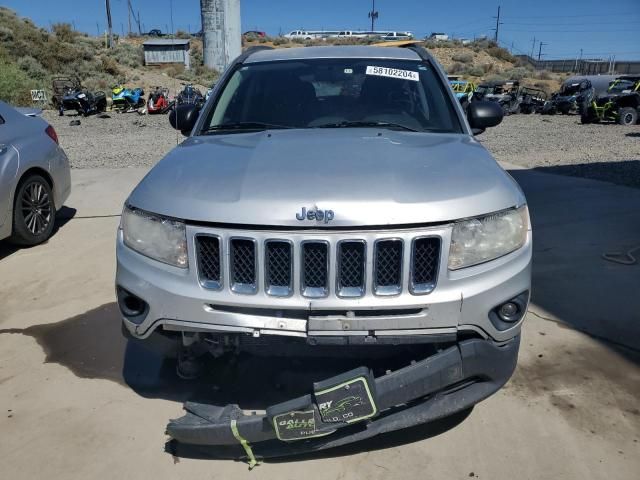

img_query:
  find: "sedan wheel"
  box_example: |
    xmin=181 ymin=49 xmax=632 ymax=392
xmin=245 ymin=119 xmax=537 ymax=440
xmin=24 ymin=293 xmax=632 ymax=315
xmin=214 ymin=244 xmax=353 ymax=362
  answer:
xmin=10 ymin=174 xmax=56 ymax=246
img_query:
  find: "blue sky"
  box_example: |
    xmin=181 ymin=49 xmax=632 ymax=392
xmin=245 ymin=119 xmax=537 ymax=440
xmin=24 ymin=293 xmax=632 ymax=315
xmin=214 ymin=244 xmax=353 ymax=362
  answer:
xmin=4 ymin=0 xmax=640 ymax=60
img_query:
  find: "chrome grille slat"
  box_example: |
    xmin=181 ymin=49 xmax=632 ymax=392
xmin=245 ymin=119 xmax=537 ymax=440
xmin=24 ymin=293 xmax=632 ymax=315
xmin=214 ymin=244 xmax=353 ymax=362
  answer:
xmin=265 ymin=240 xmax=293 ymax=296
xmin=230 ymin=238 xmax=257 ymax=294
xmin=374 ymin=239 xmax=403 ymax=296
xmin=410 ymin=237 xmax=440 ymax=295
xmin=301 ymin=241 xmax=329 ymax=298
xmin=195 ymin=235 xmax=222 ymax=289
xmin=337 ymin=240 xmax=366 ymax=298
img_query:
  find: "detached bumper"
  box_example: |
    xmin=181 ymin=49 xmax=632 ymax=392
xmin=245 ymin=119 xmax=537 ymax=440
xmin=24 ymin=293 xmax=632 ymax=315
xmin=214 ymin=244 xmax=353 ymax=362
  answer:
xmin=167 ymin=336 xmax=519 ymax=458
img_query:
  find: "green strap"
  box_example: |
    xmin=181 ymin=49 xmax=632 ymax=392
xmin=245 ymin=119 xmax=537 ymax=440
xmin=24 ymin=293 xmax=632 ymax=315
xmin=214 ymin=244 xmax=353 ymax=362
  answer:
xmin=231 ymin=419 xmax=258 ymax=469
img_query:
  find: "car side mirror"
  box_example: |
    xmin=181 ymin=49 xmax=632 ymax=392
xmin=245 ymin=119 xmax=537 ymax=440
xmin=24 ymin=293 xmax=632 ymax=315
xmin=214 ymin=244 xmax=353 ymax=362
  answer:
xmin=169 ymin=104 xmax=200 ymax=136
xmin=467 ymin=100 xmax=503 ymax=135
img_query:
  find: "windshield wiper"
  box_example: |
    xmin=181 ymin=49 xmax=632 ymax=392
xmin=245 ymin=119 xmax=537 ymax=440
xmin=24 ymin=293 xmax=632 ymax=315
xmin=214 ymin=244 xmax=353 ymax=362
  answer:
xmin=312 ymin=121 xmax=419 ymax=132
xmin=204 ymin=122 xmax=294 ymax=133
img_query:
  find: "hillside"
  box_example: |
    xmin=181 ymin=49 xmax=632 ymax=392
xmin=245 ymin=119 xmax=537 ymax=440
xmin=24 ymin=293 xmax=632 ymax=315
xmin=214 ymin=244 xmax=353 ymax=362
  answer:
xmin=0 ymin=6 xmax=564 ymax=107
xmin=0 ymin=7 xmax=216 ymax=106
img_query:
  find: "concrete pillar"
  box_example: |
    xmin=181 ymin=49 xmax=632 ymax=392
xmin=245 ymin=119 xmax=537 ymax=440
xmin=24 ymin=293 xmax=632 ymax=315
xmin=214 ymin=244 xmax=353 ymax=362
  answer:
xmin=200 ymin=0 xmax=241 ymax=73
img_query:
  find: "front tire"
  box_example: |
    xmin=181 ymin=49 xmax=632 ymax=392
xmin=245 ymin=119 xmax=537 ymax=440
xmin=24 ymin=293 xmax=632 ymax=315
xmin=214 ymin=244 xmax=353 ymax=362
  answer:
xmin=618 ymin=107 xmax=638 ymax=126
xmin=9 ymin=175 xmax=56 ymax=246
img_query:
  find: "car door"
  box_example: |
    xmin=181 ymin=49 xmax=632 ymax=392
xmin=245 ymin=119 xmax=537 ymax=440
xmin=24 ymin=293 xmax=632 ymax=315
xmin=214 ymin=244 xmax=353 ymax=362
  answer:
xmin=0 ymin=111 xmax=20 ymax=228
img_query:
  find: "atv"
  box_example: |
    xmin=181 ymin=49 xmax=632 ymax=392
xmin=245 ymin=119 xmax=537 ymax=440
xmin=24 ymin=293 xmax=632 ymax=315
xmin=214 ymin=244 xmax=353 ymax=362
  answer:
xmin=176 ymin=83 xmax=205 ymax=107
xmin=111 ymin=85 xmax=146 ymax=112
xmin=542 ymin=79 xmax=593 ymax=115
xmin=474 ymin=80 xmax=522 ymax=115
xmin=146 ymin=86 xmax=175 ymax=114
xmin=51 ymin=77 xmax=107 ymax=116
xmin=581 ymin=75 xmax=640 ymax=125
xmin=519 ymin=87 xmax=547 ymax=114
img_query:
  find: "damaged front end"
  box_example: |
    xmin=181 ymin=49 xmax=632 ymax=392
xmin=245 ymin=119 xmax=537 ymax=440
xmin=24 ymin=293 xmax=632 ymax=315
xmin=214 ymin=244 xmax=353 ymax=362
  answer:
xmin=165 ymin=335 xmax=520 ymax=464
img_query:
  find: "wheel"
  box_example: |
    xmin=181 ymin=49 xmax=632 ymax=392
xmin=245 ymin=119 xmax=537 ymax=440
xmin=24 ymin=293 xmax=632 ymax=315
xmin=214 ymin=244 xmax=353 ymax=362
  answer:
xmin=558 ymin=104 xmax=571 ymax=115
xmin=618 ymin=107 xmax=638 ymax=126
xmin=9 ymin=175 xmax=56 ymax=246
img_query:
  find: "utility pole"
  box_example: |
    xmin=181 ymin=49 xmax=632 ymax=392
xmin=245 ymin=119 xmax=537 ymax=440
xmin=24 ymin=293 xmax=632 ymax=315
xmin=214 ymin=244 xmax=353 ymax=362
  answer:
xmin=368 ymin=0 xmax=379 ymax=31
xmin=538 ymin=41 xmax=546 ymax=61
xmin=530 ymin=36 xmax=536 ymax=58
xmin=574 ymin=48 xmax=582 ymax=72
xmin=127 ymin=0 xmax=132 ymax=35
xmin=493 ymin=6 xmax=502 ymax=43
xmin=105 ymin=0 xmax=114 ymax=47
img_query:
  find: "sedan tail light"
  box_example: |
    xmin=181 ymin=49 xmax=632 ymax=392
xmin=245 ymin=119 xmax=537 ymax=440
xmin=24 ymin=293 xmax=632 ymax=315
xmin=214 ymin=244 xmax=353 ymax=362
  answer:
xmin=45 ymin=125 xmax=59 ymax=144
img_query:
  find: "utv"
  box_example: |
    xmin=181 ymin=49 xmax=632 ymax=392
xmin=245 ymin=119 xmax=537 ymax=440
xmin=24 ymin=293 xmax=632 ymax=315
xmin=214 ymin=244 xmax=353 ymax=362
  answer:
xmin=519 ymin=87 xmax=547 ymax=114
xmin=474 ymin=80 xmax=521 ymax=115
xmin=51 ymin=77 xmax=107 ymax=116
xmin=449 ymin=79 xmax=477 ymax=111
xmin=542 ymin=79 xmax=593 ymax=115
xmin=581 ymin=75 xmax=640 ymax=125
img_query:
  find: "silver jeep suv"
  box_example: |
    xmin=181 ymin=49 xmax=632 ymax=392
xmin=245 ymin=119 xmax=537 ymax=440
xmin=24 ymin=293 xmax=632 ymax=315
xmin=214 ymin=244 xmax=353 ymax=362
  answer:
xmin=116 ymin=45 xmax=531 ymax=453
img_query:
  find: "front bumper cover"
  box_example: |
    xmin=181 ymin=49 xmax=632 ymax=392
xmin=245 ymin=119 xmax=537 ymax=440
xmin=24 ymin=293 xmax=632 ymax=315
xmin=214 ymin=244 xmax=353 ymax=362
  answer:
xmin=166 ymin=335 xmax=519 ymax=460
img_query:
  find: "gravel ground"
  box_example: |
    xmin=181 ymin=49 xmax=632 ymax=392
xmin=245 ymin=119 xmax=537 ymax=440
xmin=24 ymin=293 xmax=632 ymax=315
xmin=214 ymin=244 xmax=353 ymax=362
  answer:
xmin=43 ymin=110 xmax=180 ymax=169
xmin=482 ymin=114 xmax=640 ymax=188
xmin=44 ymin=110 xmax=640 ymax=187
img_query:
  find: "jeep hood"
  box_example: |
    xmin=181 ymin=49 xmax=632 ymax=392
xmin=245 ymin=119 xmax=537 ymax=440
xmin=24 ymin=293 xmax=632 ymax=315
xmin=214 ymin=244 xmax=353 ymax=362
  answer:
xmin=128 ymin=129 xmax=524 ymax=227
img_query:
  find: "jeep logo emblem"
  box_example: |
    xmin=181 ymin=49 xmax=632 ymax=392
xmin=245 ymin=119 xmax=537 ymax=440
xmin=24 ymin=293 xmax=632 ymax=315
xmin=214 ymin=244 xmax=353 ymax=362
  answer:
xmin=296 ymin=207 xmax=334 ymax=224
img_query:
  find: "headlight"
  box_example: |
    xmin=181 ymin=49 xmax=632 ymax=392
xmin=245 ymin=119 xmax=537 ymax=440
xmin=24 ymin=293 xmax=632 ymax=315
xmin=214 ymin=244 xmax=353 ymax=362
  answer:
xmin=448 ymin=206 xmax=528 ymax=270
xmin=121 ymin=206 xmax=188 ymax=268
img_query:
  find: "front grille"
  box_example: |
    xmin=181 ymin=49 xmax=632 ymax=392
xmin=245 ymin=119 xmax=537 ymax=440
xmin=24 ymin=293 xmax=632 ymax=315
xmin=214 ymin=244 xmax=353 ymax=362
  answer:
xmin=411 ymin=237 xmax=441 ymax=294
xmin=230 ymin=238 xmax=257 ymax=294
xmin=337 ymin=241 xmax=366 ymax=297
xmin=374 ymin=239 xmax=403 ymax=295
xmin=195 ymin=235 xmax=221 ymax=289
xmin=265 ymin=240 xmax=292 ymax=296
xmin=196 ymin=232 xmax=441 ymax=298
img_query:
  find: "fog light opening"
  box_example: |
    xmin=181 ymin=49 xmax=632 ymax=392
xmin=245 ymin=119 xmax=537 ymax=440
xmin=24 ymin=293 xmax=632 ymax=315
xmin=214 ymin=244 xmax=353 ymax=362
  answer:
xmin=117 ymin=287 xmax=148 ymax=319
xmin=498 ymin=302 xmax=520 ymax=322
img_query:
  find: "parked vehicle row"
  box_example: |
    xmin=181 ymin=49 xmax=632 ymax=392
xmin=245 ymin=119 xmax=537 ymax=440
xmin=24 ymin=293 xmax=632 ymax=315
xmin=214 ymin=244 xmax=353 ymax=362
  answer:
xmin=448 ymin=74 xmax=639 ymax=125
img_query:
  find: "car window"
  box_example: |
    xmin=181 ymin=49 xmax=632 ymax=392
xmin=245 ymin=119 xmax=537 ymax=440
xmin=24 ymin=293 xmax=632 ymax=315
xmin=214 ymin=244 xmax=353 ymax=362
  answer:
xmin=202 ymin=58 xmax=462 ymax=134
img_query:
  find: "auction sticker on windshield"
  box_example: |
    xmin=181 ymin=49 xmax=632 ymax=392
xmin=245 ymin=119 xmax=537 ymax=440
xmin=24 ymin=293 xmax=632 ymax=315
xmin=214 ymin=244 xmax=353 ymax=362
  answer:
xmin=366 ymin=66 xmax=419 ymax=81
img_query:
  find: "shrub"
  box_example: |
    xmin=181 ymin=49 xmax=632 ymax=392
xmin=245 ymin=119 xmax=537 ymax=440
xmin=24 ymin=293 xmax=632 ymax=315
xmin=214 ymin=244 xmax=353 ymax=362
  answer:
xmin=452 ymin=53 xmax=473 ymax=63
xmin=272 ymin=36 xmax=287 ymax=46
xmin=0 ymin=58 xmax=37 ymax=105
xmin=535 ymin=70 xmax=552 ymax=80
xmin=52 ymin=23 xmax=75 ymax=43
xmin=17 ymin=55 xmax=48 ymax=81
xmin=100 ymin=56 xmax=121 ymax=76
xmin=175 ymin=30 xmax=190 ymax=39
xmin=481 ymin=63 xmax=494 ymax=74
xmin=502 ymin=67 xmax=530 ymax=80
xmin=448 ymin=62 xmax=465 ymax=74
xmin=485 ymin=74 xmax=507 ymax=84
xmin=464 ymin=66 xmax=484 ymax=77
xmin=486 ymin=45 xmax=515 ymax=63
xmin=0 ymin=25 xmax=14 ymax=42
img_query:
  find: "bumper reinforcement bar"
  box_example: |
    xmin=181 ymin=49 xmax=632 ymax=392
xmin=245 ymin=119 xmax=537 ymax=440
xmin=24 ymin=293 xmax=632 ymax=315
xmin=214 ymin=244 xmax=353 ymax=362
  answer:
xmin=166 ymin=336 xmax=520 ymax=463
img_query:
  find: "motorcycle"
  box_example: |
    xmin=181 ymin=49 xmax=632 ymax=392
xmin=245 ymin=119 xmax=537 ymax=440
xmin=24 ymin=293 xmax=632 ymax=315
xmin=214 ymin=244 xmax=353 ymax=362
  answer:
xmin=147 ymin=87 xmax=175 ymax=114
xmin=111 ymin=85 xmax=146 ymax=112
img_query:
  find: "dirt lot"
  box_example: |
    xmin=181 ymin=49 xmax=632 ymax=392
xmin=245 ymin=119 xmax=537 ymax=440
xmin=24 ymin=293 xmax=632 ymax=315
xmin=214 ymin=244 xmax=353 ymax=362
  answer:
xmin=1 ymin=111 xmax=638 ymax=479
xmin=44 ymin=110 xmax=640 ymax=188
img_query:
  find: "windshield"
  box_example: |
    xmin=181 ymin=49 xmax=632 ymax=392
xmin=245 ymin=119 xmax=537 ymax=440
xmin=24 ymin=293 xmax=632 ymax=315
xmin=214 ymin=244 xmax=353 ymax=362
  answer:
xmin=202 ymin=58 xmax=462 ymax=134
